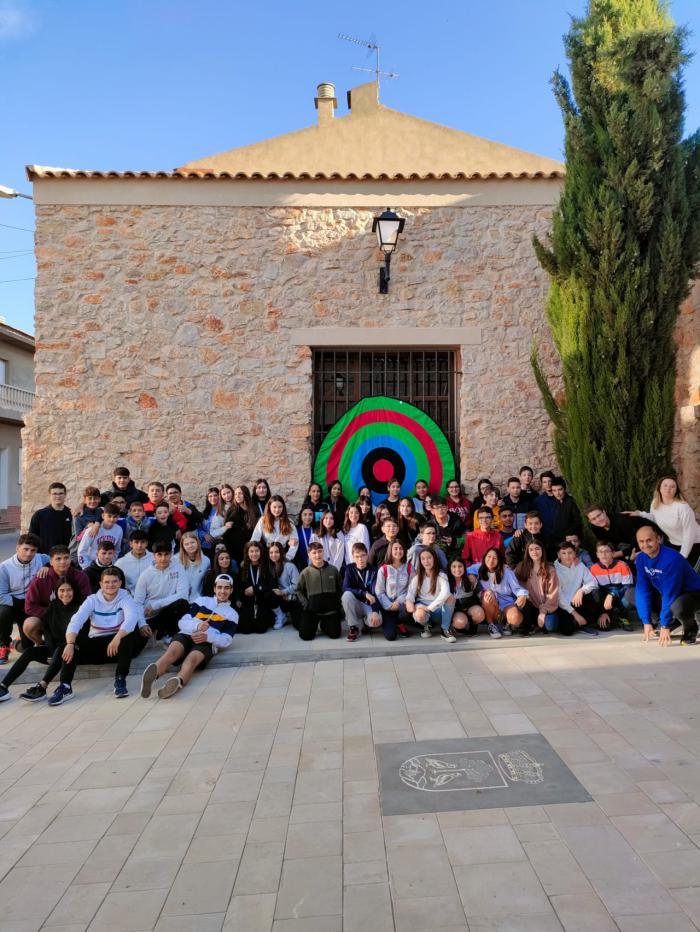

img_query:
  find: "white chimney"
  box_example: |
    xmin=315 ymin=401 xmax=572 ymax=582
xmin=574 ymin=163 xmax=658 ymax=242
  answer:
xmin=314 ymin=82 xmax=337 ymax=125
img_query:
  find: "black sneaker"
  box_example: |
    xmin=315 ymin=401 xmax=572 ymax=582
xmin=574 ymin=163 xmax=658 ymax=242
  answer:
xmin=397 ymin=623 xmax=410 ymax=638
xmin=441 ymin=627 xmax=457 ymax=643
xmin=680 ymin=635 xmax=697 ymax=646
xmin=20 ymin=683 xmax=46 ymax=702
xmin=0 ymin=683 xmax=9 ymax=702
xmin=347 ymin=626 xmax=359 ymax=642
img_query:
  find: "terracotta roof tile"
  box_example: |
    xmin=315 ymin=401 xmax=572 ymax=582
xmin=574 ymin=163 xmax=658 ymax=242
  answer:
xmin=27 ymin=166 xmax=564 ymax=181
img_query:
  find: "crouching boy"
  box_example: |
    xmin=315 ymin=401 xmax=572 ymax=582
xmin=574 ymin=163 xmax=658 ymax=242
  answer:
xmin=342 ymin=543 xmax=380 ymax=642
xmin=140 ymin=574 xmax=237 ymax=700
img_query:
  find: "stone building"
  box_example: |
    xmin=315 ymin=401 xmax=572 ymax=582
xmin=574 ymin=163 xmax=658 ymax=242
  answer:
xmin=0 ymin=322 xmax=34 ymax=528
xmin=23 ymin=81 xmax=699 ymax=517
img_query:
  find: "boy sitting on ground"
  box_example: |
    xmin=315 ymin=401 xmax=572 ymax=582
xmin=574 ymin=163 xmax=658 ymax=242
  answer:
xmin=589 ymin=540 xmax=635 ymax=630
xmin=140 ymin=574 xmax=237 ymax=700
xmin=342 ymin=543 xmax=380 ymax=642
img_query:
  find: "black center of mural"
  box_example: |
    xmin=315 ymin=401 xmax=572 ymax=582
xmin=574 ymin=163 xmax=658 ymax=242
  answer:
xmin=362 ymin=447 xmax=406 ymax=494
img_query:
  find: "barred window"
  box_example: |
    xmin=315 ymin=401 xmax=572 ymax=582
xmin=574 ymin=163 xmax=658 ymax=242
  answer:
xmin=312 ymin=350 xmax=458 ymax=458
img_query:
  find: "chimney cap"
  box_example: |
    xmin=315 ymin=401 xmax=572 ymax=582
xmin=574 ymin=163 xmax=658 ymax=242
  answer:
xmin=315 ymin=82 xmax=338 ymax=110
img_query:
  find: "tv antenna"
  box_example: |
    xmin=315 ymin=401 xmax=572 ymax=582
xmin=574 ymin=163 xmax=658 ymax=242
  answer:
xmin=338 ymin=34 xmax=399 ymax=88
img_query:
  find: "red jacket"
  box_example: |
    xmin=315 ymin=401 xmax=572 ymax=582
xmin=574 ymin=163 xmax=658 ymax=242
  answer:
xmin=25 ymin=565 xmax=92 ymax=618
xmin=462 ymin=529 xmax=504 ymax=566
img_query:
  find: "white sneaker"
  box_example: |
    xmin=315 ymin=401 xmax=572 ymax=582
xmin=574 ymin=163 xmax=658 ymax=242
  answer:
xmin=272 ymin=608 xmax=285 ymax=630
xmin=501 ymin=624 xmax=513 ymax=637
xmin=488 ymin=623 xmax=502 ymax=639
xmin=420 ymin=624 xmax=433 ymax=639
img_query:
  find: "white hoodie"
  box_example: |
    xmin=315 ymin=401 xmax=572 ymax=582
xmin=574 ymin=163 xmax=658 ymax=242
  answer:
xmin=134 ymin=563 xmax=188 ymax=614
xmin=67 ymin=589 xmax=142 ymax=638
xmin=115 ymin=550 xmax=154 ymax=594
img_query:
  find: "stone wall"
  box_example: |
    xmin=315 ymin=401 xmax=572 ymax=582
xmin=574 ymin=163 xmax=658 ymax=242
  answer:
xmin=22 ymin=199 xmax=697 ymax=521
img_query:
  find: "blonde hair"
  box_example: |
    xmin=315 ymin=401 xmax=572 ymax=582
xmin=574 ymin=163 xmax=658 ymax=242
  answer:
xmin=651 ymin=475 xmax=686 ymax=510
xmin=178 ymin=531 xmax=203 ymax=565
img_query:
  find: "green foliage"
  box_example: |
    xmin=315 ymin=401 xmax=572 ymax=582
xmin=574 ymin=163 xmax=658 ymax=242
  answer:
xmin=533 ymin=0 xmax=700 ymax=510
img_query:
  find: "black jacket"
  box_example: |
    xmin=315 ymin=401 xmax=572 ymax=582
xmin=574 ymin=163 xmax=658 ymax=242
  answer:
xmin=589 ymin=512 xmax=647 ymax=553
xmin=100 ymin=480 xmax=148 ymax=507
xmin=548 ymin=495 xmax=583 ymax=544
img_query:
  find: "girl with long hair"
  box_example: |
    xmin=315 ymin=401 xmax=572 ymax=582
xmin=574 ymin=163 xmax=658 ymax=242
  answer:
xmin=295 ymin=505 xmax=316 ymax=570
xmin=0 ymin=577 xmax=85 ymax=702
xmin=397 ymin=497 xmax=422 ymax=548
xmin=405 ymin=548 xmax=451 ymax=641
xmin=324 ymin=479 xmax=350 ymax=528
xmin=515 ymin=539 xmax=560 ymax=633
xmin=267 ymin=541 xmax=300 ymax=630
xmin=357 ymin=495 xmax=374 ymax=530
xmin=312 ymin=510 xmax=345 ymax=570
xmin=629 ymin=476 xmax=700 ymax=565
xmin=445 ymin=556 xmax=483 ymax=636
xmin=446 ymin=479 xmax=473 ymax=528
xmin=378 ymin=477 xmax=402 ymax=520
xmin=202 ymin=545 xmax=234 ymax=597
xmin=219 ymin=483 xmax=235 ymax=513
xmin=343 ymin=503 xmax=370 ymax=565
xmin=371 ymin=504 xmax=391 ymax=543
xmin=252 ymin=478 xmax=272 ymax=517
xmin=412 ymin=479 xmax=430 ymax=515
xmin=222 ymin=485 xmax=257 ymax=564
xmin=174 ymin=532 xmax=211 ymax=599
xmin=251 ymin=495 xmax=299 ymax=559
xmin=468 ymin=547 xmax=528 ymax=638
xmin=300 ymin=482 xmax=327 ymax=525
xmin=200 ymin=487 xmax=229 ymax=553
xmin=472 ymin=478 xmax=495 ymax=512
xmin=374 ymin=540 xmax=411 ymax=640
xmin=235 ymin=540 xmax=276 ymax=634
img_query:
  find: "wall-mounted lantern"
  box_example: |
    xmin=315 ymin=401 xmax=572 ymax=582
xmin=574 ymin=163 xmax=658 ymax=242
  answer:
xmin=371 ymin=208 xmax=405 ymax=294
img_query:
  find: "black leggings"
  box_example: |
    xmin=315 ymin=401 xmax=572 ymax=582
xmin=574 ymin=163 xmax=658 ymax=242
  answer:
xmin=380 ymin=606 xmax=411 ymax=640
xmin=1 ymin=644 xmax=63 ymax=688
xmin=668 ymin=543 xmax=700 ymax=572
xmin=0 ymin=599 xmax=29 ymax=648
xmin=59 ymin=631 xmax=146 ymax=684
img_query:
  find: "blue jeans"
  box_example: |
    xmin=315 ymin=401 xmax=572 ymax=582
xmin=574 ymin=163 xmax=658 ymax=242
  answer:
xmin=415 ymin=604 xmax=449 ymax=631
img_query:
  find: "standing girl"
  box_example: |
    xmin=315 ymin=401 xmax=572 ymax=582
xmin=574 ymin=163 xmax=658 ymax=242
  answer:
xmin=200 ymin=487 xmax=229 ymax=553
xmin=300 ymin=482 xmax=327 ymax=525
xmin=252 ymin=478 xmax=272 ymax=517
xmin=251 ymin=496 xmax=299 ymax=560
xmin=222 ymin=485 xmax=257 ymax=564
xmin=397 ymin=497 xmax=422 ymax=548
xmin=446 ymin=480 xmax=473 ymax=528
xmin=631 ymin=476 xmax=700 ymax=566
xmin=295 ymin=506 xmax=316 ymax=570
xmin=379 ymin=478 xmax=402 ymax=520
xmin=324 ymin=480 xmax=350 ymax=529
xmin=357 ymin=495 xmax=374 ymax=531
xmin=343 ymin=504 xmax=371 ymax=565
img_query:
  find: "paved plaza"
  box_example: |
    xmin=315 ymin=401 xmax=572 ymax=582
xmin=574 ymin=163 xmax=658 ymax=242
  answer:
xmin=2 ymin=637 xmax=700 ymax=931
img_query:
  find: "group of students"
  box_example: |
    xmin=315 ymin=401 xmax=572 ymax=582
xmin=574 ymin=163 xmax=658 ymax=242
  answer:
xmin=0 ymin=464 xmax=698 ymax=706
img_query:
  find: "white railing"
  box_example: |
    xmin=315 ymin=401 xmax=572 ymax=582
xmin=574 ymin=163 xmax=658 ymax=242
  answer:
xmin=0 ymin=383 xmax=35 ymax=413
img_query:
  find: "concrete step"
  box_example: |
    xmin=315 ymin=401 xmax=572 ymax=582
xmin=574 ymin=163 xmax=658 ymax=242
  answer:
xmin=3 ymin=626 xmax=639 ymax=686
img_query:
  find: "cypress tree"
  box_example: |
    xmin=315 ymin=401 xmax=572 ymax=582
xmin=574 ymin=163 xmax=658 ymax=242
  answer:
xmin=533 ymin=0 xmax=700 ymax=510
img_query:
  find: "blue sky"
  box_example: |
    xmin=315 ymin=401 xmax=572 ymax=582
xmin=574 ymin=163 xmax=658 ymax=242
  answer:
xmin=1 ymin=0 xmax=699 ymax=334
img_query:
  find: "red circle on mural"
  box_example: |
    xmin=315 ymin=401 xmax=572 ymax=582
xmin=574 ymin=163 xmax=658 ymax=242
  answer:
xmin=372 ymin=458 xmax=394 ymax=483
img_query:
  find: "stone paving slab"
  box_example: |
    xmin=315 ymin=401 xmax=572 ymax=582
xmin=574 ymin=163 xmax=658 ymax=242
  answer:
xmin=1 ymin=637 xmax=700 ymax=929
xmin=376 ymin=734 xmax=592 ymax=816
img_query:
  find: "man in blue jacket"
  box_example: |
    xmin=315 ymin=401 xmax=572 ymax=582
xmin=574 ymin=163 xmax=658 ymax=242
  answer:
xmin=631 ymin=522 xmax=700 ymax=647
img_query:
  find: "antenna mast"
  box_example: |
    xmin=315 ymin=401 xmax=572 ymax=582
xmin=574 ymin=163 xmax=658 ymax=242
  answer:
xmin=338 ymin=34 xmax=399 ymax=89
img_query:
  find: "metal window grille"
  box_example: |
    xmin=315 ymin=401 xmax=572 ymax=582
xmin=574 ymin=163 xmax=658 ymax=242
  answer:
xmin=312 ymin=350 xmax=459 ymax=462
